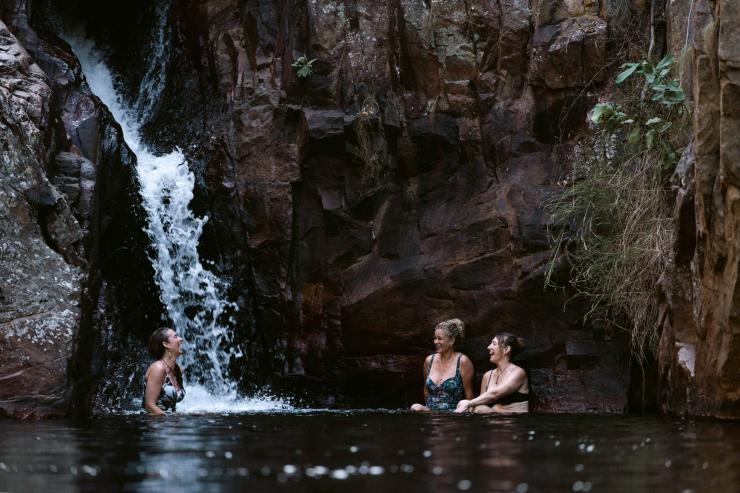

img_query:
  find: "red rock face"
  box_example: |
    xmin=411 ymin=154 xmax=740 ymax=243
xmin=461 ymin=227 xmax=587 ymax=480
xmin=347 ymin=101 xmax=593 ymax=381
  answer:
xmin=659 ymin=0 xmax=740 ymax=418
xmin=166 ymin=0 xmax=631 ymax=410
xmin=0 ymin=0 xmax=163 ymax=418
xmin=0 ymin=16 xmax=81 ymax=418
xmin=8 ymin=0 xmax=698 ymax=414
xmin=0 ymin=0 xmax=729 ymax=416
xmin=0 ymin=13 xmax=83 ymax=417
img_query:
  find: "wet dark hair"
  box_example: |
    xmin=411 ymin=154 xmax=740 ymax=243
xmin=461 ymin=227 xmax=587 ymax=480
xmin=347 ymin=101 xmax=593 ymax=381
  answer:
xmin=495 ymin=332 xmax=526 ymax=358
xmin=148 ymin=327 xmax=172 ymax=359
xmin=147 ymin=327 xmax=183 ymax=387
xmin=435 ymin=318 xmax=465 ymax=347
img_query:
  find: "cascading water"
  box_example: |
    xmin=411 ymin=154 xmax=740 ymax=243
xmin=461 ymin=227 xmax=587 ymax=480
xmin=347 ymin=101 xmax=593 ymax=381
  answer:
xmin=62 ymin=2 xmax=290 ymax=412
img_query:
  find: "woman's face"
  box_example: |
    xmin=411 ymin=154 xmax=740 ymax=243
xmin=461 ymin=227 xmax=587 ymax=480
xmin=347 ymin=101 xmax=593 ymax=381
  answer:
xmin=163 ymin=329 xmax=183 ymax=356
xmin=487 ymin=337 xmax=508 ymax=364
xmin=433 ymin=328 xmax=455 ymax=353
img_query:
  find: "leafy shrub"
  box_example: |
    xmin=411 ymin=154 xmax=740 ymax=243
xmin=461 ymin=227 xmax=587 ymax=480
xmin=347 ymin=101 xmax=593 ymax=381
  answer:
xmin=545 ymin=55 xmax=690 ymax=363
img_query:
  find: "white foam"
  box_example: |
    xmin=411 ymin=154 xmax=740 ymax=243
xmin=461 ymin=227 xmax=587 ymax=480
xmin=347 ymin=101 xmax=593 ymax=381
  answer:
xmin=176 ymin=385 xmax=294 ymax=413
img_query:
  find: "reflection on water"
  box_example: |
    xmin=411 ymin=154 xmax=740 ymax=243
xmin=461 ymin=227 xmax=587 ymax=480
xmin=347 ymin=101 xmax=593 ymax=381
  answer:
xmin=1 ymin=414 xmax=738 ymax=492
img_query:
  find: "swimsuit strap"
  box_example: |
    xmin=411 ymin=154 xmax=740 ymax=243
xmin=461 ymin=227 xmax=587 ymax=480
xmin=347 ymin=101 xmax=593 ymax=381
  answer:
xmin=427 ymin=354 xmax=461 ymax=380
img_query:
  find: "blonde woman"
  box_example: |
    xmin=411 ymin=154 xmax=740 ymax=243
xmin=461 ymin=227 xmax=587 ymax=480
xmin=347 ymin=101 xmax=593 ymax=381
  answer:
xmin=410 ymin=319 xmax=474 ymax=412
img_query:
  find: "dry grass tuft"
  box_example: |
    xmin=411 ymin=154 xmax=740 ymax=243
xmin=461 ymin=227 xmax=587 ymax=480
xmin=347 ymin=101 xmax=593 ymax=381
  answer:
xmin=545 ymin=56 xmax=690 ymax=364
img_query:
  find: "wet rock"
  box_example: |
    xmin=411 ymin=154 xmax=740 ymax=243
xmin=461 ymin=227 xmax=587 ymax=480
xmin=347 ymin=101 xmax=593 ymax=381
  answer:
xmin=51 ymin=151 xmax=96 ymax=227
xmin=531 ymin=366 xmax=629 ymax=413
xmin=1 ymin=3 xmax=164 ymax=417
xmin=302 ymin=109 xmax=353 ymax=141
xmin=0 ymin=18 xmax=82 ymax=418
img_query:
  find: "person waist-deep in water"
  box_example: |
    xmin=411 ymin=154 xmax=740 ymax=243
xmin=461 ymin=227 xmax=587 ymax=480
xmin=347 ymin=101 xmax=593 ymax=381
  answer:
xmin=143 ymin=327 xmax=186 ymax=415
xmin=410 ymin=318 xmax=474 ymax=411
xmin=455 ymin=332 xmax=529 ymax=414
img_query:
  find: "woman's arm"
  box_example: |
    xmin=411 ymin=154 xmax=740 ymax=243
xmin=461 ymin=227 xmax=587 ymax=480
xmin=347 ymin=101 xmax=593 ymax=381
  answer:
xmin=144 ymin=363 xmax=166 ymax=415
xmin=460 ymin=367 xmax=526 ymax=410
xmin=460 ymin=355 xmax=475 ymax=400
xmin=422 ymin=355 xmax=432 ymax=402
xmin=454 ymin=371 xmax=492 ymax=413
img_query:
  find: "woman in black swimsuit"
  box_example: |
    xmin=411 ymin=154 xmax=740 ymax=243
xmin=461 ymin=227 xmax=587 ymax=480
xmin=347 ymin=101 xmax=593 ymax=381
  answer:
xmin=143 ymin=327 xmax=185 ymax=415
xmin=455 ymin=332 xmax=529 ymax=414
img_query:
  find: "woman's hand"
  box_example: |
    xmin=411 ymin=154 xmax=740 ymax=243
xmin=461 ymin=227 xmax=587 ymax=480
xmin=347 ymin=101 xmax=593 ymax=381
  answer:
xmin=454 ymin=400 xmax=471 ymax=413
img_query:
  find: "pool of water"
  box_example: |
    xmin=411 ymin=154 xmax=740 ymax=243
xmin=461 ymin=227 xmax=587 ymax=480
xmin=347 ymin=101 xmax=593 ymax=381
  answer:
xmin=1 ymin=412 xmax=737 ymax=492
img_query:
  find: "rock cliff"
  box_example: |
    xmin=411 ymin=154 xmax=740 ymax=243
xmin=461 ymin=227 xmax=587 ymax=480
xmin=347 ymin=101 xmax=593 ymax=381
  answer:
xmin=0 ymin=17 xmax=81 ymax=418
xmin=137 ymin=0 xmax=631 ymax=410
xmin=658 ymin=0 xmax=740 ymax=417
xmin=0 ymin=0 xmax=162 ymax=417
xmin=3 ymin=0 xmax=736 ymax=416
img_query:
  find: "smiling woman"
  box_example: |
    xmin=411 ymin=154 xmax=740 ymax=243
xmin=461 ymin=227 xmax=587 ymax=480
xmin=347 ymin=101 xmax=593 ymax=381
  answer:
xmin=143 ymin=327 xmax=186 ymax=415
xmin=409 ymin=319 xmax=474 ymax=412
xmin=455 ymin=333 xmax=529 ymax=414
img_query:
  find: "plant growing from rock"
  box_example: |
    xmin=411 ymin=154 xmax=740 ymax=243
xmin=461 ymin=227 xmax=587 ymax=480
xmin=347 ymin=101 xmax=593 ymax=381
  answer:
xmin=545 ymin=54 xmax=690 ymax=364
xmin=291 ymin=56 xmax=316 ymax=79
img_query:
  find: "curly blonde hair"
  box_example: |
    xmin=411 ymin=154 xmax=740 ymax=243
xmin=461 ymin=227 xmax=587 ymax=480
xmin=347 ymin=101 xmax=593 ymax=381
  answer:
xmin=435 ymin=318 xmax=465 ymax=345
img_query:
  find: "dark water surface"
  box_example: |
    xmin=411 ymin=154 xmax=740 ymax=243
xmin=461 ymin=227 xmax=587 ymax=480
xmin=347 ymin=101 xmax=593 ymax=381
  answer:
xmin=1 ymin=412 xmax=738 ymax=492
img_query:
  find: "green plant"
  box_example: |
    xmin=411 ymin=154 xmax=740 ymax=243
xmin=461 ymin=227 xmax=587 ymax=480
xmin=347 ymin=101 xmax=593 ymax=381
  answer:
xmin=544 ymin=55 xmax=690 ymax=363
xmin=591 ymin=55 xmax=686 ymax=164
xmin=615 ymin=55 xmax=685 ymax=106
xmin=291 ymin=56 xmax=316 ymax=79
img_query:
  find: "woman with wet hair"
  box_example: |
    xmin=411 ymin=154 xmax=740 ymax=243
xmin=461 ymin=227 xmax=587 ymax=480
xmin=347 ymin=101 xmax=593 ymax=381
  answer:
xmin=143 ymin=327 xmax=185 ymax=415
xmin=455 ymin=332 xmax=529 ymax=414
xmin=410 ymin=318 xmax=474 ymax=412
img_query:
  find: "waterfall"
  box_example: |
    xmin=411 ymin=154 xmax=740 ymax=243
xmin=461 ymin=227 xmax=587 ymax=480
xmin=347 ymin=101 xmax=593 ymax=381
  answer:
xmin=63 ymin=2 xmax=290 ymax=412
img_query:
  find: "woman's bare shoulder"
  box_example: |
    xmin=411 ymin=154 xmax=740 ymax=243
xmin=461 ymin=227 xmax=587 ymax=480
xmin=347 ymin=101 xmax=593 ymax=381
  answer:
xmin=146 ymin=361 xmax=166 ymax=378
xmin=458 ymin=353 xmax=474 ymax=365
xmin=510 ymin=365 xmax=527 ymax=379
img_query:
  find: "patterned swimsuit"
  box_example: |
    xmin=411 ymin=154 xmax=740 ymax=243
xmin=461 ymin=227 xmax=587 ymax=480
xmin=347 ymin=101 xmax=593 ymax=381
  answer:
xmin=425 ymin=354 xmax=464 ymax=411
xmin=143 ymin=372 xmax=185 ymax=412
